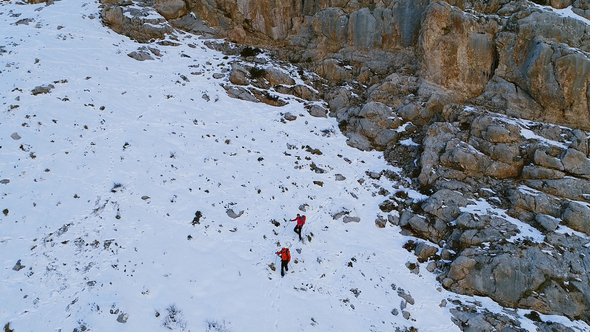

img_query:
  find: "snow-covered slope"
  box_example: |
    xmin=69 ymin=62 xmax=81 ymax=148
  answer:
xmin=0 ymin=1 xmax=586 ymax=332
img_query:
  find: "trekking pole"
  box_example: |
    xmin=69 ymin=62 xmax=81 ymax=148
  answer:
xmin=281 ymin=218 xmax=290 ymax=235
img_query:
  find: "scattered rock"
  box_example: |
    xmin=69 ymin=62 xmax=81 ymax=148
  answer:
xmin=308 ymin=104 xmax=327 ymax=118
xmin=192 ymin=211 xmax=202 ymax=225
xmin=10 ymin=133 xmax=21 ymax=140
xmin=15 ymin=18 xmax=34 ymax=26
xmin=31 ymin=84 xmax=54 ymax=95
xmin=414 ymin=242 xmax=438 ymax=263
xmin=406 ymin=262 xmax=419 ymax=274
xmin=284 ymin=112 xmax=297 ymax=121
xmin=334 ymin=174 xmax=346 ymax=181
xmin=426 ymin=261 xmax=437 ymax=272
xmin=13 ymin=259 xmax=24 ymax=271
xmin=375 ymin=215 xmax=387 ymax=228
xmin=342 ymin=216 xmax=360 ymax=223
xmin=224 ymin=85 xmax=259 ymax=103
xmin=128 ymin=49 xmax=154 ymax=61
xmin=332 ymin=211 xmax=349 ymax=220
xmin=402 ymin=311 xmax=411 ymax=320
xmin=226 ymin=208 xmax=244 ymax=219
xmin=397 ymin=288 xmax=415 ymax=305
xmin=117 ymin=312 xmax=129 ymax=323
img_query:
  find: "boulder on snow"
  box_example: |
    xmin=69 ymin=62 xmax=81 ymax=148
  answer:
xmin=226 ymin=208 xmax=244 ymax=219
xmin=31 ymin=84 xmax=54 ymax=95
xmin=13 ymin=259 xmax=25 ymax=271
xmin=128 ymin=50 xmax=154 ymax=61
xmin=343 ymin=216 xmax=360 ymax=223
xmin=117 ymin=312 xmax=129 ymax=323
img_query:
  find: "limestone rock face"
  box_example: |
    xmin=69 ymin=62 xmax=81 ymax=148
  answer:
xmin=418 ymin=1 xmax=499 ymax=99
xmin=154 ymin=0 xmax=189 ymax=20
xmin=561 ymin=200 xmax=590 ymax=234
xmin=102 ymin=0 xmax=590 ymax=132
xmin=411 ymin=106 xmax=590 ymax=323
xmin=338 ymin=102 xmax=403 ymax=151
xmin=494 ymin=9 xmax=590 ymax=129
xmin=574 ymin=0 xmax=590 ymax=19
xmin=443 ymin=237 xmax=590 ymax=323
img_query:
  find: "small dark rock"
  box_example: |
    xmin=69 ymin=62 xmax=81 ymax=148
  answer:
xmin=192 ymin=211 xmax=202 ymax=225
xmin=13 ymin=259 xmax=24 ymax=271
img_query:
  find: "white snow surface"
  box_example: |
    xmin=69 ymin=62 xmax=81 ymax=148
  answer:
xmin=0 ymin=1 xmax=588 ymax=332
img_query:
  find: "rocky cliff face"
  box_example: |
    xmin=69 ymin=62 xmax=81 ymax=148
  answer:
xmin=168 ymin=0 xmax=590 ymax=131
xmin=97 ymin=0 xmax=590 ymax=330
xmin=99 ymin=0 xmax=590 ymax=130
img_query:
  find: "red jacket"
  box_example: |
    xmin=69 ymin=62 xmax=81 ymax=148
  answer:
xmin=291 ymin=215 xmax=306 ymax=227
xmin=277 ymin=248 xmax=290 ymax=262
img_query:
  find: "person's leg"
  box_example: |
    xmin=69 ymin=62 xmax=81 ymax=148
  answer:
xmin=281 ymin=260 xmax=287 ymax=276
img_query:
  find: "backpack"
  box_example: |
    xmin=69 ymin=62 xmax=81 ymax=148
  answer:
xmin=296 ymin=215 xmax=306 ymax=226
xmin=283 ymin=248 xmax=291 ymax=262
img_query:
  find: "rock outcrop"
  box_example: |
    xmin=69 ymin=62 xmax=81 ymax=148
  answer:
xmin=406 ymin=106 xmax=590 ymax=323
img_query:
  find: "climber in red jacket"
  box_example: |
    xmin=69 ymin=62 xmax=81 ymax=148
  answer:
xmin=290 ymin=213 xmax=306 ymax=241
